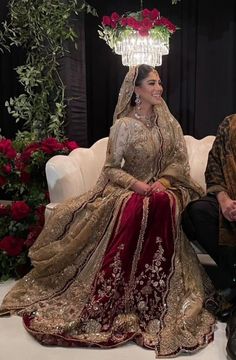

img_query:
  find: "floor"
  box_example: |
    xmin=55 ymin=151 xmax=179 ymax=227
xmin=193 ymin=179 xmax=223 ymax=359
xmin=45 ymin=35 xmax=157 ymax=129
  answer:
xmin=0 ymin=280 xmax=228 ymax=360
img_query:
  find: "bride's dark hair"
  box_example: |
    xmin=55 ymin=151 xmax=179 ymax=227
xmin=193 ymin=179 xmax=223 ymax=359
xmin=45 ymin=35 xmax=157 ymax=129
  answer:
xmin=130 ymin=64 xmax=155 ymax=106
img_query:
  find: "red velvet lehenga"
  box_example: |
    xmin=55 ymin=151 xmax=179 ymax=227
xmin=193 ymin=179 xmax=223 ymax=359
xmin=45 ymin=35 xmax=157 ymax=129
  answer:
xmin=0 ymin=67 xmax=215 ymax=357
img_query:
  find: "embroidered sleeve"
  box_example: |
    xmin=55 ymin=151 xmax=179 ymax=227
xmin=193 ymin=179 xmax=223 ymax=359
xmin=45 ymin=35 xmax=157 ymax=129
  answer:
xmin=103 ymin=119 xmax=138 ymax=189
xmin=159 ymin=118 xmax=204 ymax=200
xmin=159 ymin=120 xmax=190 ymax=183
xmin=205 ymin=117 xmax=230 ymax=194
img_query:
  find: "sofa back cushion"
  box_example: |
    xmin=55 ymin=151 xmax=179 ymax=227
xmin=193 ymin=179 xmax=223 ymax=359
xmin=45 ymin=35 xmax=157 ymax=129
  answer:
xmin=184 ymin=135 xmax=215 ymax=190
xmin=46 ymin=135 xmax=215 ymax=203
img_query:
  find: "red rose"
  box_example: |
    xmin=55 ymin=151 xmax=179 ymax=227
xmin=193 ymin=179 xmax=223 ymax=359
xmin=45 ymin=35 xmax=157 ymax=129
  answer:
xmin=0 ymin=175 xmax=7 ymax=186
xmin=41 ymin=138 xmax=64 ymax=154
xmin=35 ymin=204 xmax=46 ymax=226
xmin=2 ymin=163 xmax=12 ymax=174
xmin=142 ymin=8 xmax=151 ymax=18
xmin=20 ymin=170 xmax=31 ymax=184
xmin=167 ymin=21 xmax=176 ymax=33
xmin=0 ymin=175 xmax=6 ymax=187
xmin=0 ymin=139 xmax=17 ymax=159
xmin=141 ymin=17 xmax=153 ymax=30
xmin=132 ymin=19 xmax=140 ymax=31
xmin=110 ymin=20 xmax=117 ymax=29
xmin=139 ymin=29 xmax=149 ymax=36
xmin=0 ymin=235 xmax=25 ymax=256
xmin=64 ymin=141 xmax=78 ymax=152
xmin=0 ymin=204 xmax=10 ymax=216
xmin=24 ymin=225 xmax=43 ymax=248
xmin=154 ymin=19 xmax=162 ymax=26
xmin=102 ymin=16 xmax=111 ymax=26
xmin=120 ymin=18 xmax=127 ymax=27
xmin=159 ymin=17 xmax=176 ymax=32
xmin=126 ymin=17 xmax=137 ymax=28
xmin=111 ymin=12 xmax=120 ymax=22
xmin=15 ymin=154 xmax=24 ymax=171
xmin=21 ymin=143 xmax=40 ymax=162
xmin=11 ymin=201 xmax=31 ymax=221
xmin=150 ymin=8 xmax=160 ymax=20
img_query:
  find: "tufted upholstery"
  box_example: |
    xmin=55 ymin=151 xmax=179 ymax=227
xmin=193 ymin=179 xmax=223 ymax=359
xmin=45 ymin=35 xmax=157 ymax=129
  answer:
xmin=45 ymin=138 xmax=108 ymax=204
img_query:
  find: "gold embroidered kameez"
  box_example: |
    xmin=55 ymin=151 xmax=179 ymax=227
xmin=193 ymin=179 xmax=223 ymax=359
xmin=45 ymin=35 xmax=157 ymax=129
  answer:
xmin=0 ymin=66 xmax=215 ymax=357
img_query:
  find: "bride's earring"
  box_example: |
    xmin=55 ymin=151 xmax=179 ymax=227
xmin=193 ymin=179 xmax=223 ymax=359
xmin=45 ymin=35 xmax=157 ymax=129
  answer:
xmin=135 ymin=94 xmax=142 ymax=110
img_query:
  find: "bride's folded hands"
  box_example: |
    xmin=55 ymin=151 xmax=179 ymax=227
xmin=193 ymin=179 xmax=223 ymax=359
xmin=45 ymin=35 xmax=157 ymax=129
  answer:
xmin=150 ymin=180 xmax=166 ymax=193
xmin=131 ymin=179 xmax=167 ymax=196
xmin=131 ymin=180 xmax=152 ymax=196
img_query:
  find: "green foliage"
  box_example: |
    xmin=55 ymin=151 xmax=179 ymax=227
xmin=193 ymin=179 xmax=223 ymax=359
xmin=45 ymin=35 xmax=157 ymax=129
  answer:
xmin=0 ymin=0 xmax=97 ymax=140
xmin=0 ymin=250 xmax=30 ymax=281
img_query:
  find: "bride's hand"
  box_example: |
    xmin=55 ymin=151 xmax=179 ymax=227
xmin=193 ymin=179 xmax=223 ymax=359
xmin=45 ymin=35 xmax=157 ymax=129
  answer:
xmin=150 ymin=180 xmax=166 ymax=193
xmin=131 ymin=181 xmax=152 ymax=196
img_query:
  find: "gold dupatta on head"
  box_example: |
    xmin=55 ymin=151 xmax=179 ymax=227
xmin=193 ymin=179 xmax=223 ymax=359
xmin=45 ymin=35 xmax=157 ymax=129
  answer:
xmin=113 ymin=65 xmax=161 ymax=123
xmin=113 ymin=65 xmax=175 ymax=129
xmin=112 ymin=65 xmax=203 ymax=202
xmin=113 ymin=65 xmax=139 ymax=123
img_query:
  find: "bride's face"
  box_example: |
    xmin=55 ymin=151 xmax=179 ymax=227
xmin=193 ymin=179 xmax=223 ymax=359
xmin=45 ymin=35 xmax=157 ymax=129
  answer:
xmin=135 ymin=71 xmax=163 ymax=106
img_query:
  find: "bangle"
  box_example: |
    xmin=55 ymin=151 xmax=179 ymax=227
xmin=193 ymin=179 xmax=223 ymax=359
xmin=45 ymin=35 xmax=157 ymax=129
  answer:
xmin=158 ymin=178 xmax=171 ymax=189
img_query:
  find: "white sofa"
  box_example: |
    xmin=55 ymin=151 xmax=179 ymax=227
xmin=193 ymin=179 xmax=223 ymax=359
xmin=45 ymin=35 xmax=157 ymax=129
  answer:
xmin=45 ymin=135 xmax=216 ymax=264
xmin=46 ymin=135 xmax=215 ymax=206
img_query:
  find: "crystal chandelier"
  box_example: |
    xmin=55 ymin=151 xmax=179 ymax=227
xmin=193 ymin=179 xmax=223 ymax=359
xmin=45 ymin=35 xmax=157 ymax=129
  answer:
xmin=114 ymin=33 xmax=169 ymax=67
xmin=99 ymin=1 xmax=176 ymax=67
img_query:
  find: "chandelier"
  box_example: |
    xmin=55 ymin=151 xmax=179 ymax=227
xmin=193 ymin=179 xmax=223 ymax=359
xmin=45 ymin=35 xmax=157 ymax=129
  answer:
xmin=98 ymin=3 xmax=177 ymax=67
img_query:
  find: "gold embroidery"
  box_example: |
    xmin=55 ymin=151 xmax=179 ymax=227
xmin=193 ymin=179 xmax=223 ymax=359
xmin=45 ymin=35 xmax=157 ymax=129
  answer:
xmin=0 ymin=95 xmax=214 ymax=356
xmin=125 ymin=196 xmax=149 ymax=311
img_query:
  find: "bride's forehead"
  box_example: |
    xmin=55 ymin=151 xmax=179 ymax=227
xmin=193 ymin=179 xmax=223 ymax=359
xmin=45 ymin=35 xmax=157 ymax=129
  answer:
xmin=143 ymin=71 xmax=160 ymax=81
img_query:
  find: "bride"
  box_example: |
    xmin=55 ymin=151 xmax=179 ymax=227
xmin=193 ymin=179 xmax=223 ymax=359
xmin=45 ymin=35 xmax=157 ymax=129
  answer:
xmin=0 ymin=64 xmax=215 ymax=357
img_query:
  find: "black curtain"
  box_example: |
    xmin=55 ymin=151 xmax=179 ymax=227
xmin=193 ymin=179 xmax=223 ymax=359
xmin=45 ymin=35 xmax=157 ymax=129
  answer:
xmin=0 ymin=0 xmax=25 ymax=138
xmin=59 ymin=12 xmax=88 ymax=146
xmin=1 ymin=0 xmax=236 ymax=144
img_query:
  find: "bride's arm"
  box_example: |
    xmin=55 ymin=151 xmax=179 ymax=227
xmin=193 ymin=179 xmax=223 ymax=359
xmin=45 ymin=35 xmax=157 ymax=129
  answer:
xmin=103 ymin=118 xmax=138 ymax=189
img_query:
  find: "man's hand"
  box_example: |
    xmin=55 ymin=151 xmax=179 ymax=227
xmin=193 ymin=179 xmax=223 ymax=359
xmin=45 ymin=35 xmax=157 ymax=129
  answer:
xmin=217 ymin=191 xmax=236 ymax=222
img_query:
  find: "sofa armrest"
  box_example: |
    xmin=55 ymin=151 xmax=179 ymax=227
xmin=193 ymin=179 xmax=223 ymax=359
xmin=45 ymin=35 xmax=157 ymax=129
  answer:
xmin=45 ymin=138 xmax=108 ymax=205
xmin=45 ymin=202 xmax=58 ymax=223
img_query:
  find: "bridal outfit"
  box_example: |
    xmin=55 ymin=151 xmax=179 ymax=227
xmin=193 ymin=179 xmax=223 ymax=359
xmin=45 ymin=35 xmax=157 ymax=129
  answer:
xmin=0 ymin=66 xmax=215 ymax=357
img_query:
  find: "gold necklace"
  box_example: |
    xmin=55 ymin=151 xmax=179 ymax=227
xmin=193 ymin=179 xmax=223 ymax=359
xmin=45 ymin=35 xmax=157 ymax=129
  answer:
xmin=134 ymin=111 xmax=154 ymax=128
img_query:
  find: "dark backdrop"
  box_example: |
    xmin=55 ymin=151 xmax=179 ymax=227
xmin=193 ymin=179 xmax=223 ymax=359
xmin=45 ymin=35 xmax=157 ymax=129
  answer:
xmin=0 ymin=0 xmax=25 ymax=139
xmin=1 ymin=0 xmax=236 ymax=145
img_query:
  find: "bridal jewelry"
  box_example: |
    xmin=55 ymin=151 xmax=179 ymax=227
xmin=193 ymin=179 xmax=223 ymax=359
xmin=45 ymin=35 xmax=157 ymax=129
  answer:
xmin=135 ymin=94 xmax=142 ymax=110
xmin=134 ymin=110 xmax=155 ymax=128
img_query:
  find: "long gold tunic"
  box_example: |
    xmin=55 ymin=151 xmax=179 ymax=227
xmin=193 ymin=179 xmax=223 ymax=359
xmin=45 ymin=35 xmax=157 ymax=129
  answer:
xmin=0 ymin=110 xmax=215 ymax=357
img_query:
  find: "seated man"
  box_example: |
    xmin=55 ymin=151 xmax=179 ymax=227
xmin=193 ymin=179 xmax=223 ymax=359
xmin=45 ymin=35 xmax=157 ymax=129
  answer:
xmin=182 ymin=114 xmax=236 ymax=360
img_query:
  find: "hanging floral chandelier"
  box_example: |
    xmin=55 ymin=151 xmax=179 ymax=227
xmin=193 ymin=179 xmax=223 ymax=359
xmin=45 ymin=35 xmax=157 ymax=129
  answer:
xmin=98 ymin=6 xmax=177 ymax=67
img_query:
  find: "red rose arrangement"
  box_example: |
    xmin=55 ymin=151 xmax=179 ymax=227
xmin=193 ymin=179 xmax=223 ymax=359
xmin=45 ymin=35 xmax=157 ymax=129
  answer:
xmin=99 ymin=8 xmax=177 ymax=50
xmin=16 ymin=137 xmax=78 ymax=185
xmin=0 ymin=136 xmax=79 ymax=280
xmin=0 ymin=139 xmax=17 ymax=188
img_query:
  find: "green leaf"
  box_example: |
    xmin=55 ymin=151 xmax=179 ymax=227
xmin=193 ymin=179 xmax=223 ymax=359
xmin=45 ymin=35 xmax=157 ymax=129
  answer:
xmin=1 ymin=0 xmax=97 ymax=140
